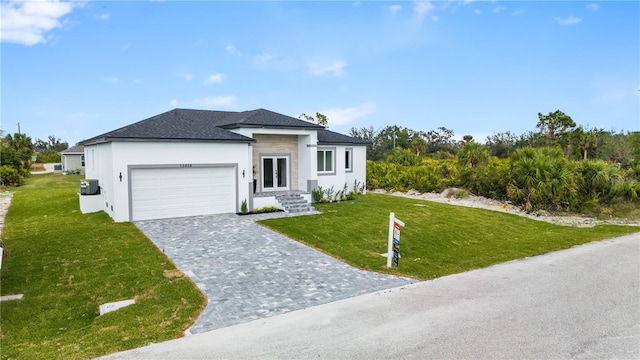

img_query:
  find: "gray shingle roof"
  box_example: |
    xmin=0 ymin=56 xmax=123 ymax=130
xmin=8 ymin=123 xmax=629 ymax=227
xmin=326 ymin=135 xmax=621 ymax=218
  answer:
xmin=215 ymin=108 xmax=325 ymax=129
xmin=60 ymin=145 xmax=84 ymax=154
xmin=317 ymin=129 xmax=371 ymax=145
xmin=80 ymin=108 xmax=326 ymax=145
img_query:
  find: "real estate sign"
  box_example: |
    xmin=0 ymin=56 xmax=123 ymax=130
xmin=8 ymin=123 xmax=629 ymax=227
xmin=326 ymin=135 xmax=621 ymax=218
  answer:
xmin=386 ymin=212 xmax=405 ymax=268
xmin=392 ymin=222 xmax=401 ymax=266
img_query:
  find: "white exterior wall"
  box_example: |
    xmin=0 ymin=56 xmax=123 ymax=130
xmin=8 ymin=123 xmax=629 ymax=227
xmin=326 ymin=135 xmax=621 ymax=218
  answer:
xmin=62 ymin=154 xmax=84 ymax=171
xmin=84 ymin=141 xmax=250 ymax=222
xmin=317 ymin=145 xmax=367 ymax=195
xmin=298 ymin=133 xmax=318 ymax=192
xmin=84 ymin=143 xmax=115 ymax=219
xmin=346 ymin=146 xmax=367 ymax=194
xmin=231 ymin=128 xmax=318 ymax=192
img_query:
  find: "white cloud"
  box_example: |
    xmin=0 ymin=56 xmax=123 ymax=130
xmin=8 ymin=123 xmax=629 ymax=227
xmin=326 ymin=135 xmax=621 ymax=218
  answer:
xmin=586 ymin=4 xmax=599 ymax=12
xmin=511 ymin=10 xmax=525 ymax=16
xmin=202 ymin=96 xmax=236 ymax=108
xmin=95 ymin=12 xmax=110 ymax=21
xmin=183 ymin=73 xmax=193 ymax=81
xmin=556 ymin=16 xmax=582 ymax=26
xmin=493 ymin=6 xmax=506 ymax=13
xmin=308 ymin=60 xmax=347 ymax=77
xmin=432 ymin=16 xmax=439 ymax=22
xmin=474 ymin=9 xmax=481 ymax=15
xmin=204 ymin=73 xmax=224 ymax=85
xmin=413 ymin=1 xmax=433 ymax=22
xmin=169 ymin=99 xmax=179 ymax=107
xmin=319 ymin=103 xmax=376 ymax=126
xmin=389 ymin=5 xmax=402 ymax=16
xmin=255 ymin=52 xmax=275 ymax=65
xmin=1 ymin=0 xmax=75 ymax=45
xmin=225 ymin=44 xmax=242 ymax=56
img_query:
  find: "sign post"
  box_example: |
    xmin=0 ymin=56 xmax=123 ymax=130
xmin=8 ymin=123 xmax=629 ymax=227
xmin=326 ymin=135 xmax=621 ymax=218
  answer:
xmin=386 ymin=212 xmax=405 ymax=268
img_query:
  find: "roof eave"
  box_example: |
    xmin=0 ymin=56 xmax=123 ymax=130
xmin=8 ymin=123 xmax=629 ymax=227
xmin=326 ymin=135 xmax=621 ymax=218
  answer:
xmin=220 ymin=124 xmax=325 ymax=131
xmin=81 ymin=136 xmax=255 ymax=146
xmin=317 ymin=141 xmax=371 ymax=146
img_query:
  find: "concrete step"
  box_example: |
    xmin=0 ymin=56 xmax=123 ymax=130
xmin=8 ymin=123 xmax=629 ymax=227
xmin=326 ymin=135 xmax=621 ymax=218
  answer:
xmin=275 ymin=194 xmax=312 ymax=213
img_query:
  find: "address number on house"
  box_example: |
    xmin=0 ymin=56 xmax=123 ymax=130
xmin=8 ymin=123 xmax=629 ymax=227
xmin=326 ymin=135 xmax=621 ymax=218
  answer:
xmin=179 ymin=164 xmax=193 ymax=168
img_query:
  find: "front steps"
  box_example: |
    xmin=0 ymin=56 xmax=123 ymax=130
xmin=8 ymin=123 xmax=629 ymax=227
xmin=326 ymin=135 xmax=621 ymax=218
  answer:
xmin=275 ymin=193 xmax=313 ymax=213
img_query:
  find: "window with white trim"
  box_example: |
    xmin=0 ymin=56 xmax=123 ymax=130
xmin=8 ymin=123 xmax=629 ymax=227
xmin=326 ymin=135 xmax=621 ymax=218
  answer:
xmin=345 ymin=148 xmax=353 ymax=172
xmin=317 ymin=149 xmax=334 ymax=173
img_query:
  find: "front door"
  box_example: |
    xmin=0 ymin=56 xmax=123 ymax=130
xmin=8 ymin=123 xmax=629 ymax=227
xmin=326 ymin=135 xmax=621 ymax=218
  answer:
xmin=262 ymin=156 xmax=289 ymax=191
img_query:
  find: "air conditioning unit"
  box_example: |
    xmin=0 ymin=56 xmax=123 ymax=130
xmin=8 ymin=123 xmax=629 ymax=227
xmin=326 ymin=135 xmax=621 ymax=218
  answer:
xmin=80 ymin=179 xmax=100 ymax=195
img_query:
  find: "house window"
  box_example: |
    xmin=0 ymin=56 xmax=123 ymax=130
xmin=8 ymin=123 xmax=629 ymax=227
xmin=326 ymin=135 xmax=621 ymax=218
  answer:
xmin=345 ymin=148 xmax=353 ymax=172
xmin=81 ymin=155 xmax=85 ymax=167
xmin=317 ymin=148 xmax=334 ymax=174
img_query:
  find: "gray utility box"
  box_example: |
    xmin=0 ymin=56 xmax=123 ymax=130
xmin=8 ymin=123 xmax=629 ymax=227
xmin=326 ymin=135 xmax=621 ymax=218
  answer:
xmin=80 ymin=179 xmax=100 ymax=195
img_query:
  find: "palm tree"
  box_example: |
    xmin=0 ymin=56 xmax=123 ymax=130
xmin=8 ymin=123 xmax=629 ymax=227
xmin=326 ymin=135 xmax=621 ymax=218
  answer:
xmin=457 ymin=142 xmax=489 ymax=169
xmin=507 ymin=147 xmax=576 ymax=211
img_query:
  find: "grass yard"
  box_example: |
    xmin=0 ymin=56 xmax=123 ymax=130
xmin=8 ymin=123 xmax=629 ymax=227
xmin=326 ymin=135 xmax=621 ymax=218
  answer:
xmin=259 ymin=194 xmax=639 ymax=280
xmin=0 ymin=174 xmax=206 ymax=360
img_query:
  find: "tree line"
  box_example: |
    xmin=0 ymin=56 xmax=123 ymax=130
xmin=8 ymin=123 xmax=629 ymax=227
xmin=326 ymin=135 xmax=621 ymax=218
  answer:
xmin=352 ymin=110 xmax=640 ymax=214
xmin=350 ymin=110 xmax=639 ymax=167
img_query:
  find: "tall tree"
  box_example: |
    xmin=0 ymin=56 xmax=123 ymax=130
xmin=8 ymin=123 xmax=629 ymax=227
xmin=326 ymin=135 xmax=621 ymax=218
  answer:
xmin=424 ymin=127 xmax=456 ymax=154
xmin=485 ymin=131 xmax=518 ymax=158
xmin=299 ymin=112 xmax=328 ymax=127
xmin=410 ymin=134 xmax=427 ymax=156
xmin=536 ymin=110 xmax=576 ymax=145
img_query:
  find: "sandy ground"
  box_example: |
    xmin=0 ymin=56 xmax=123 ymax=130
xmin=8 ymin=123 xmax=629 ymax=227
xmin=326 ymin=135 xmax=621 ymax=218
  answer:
xmin=370 ymin=188 xmax=640 ymax=228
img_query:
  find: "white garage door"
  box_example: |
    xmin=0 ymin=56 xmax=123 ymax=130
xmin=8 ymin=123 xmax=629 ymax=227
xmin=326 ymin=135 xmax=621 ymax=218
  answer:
xmin=131 ymin=166 xmax=236 ymax=221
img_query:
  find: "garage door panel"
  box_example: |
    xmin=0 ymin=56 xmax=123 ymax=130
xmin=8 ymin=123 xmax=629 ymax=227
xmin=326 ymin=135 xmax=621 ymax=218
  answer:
xmin=131 ymin=166 xmax=236 ymax=221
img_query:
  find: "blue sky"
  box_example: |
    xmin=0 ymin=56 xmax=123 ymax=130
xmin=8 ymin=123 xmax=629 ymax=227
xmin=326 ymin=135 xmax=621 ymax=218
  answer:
xmin=2 ymin=1 xmax=639 ymax=146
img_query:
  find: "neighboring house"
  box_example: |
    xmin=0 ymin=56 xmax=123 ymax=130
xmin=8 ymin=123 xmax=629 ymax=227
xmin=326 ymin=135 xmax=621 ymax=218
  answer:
xmin=78 ymin=108 xmax=369 ymax=222
xmin=60 ymin=145 xmax=85 ymax=173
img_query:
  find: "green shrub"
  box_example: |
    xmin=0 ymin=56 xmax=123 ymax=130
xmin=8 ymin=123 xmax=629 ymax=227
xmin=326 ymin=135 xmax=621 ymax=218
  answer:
xmin=254 ymin=206 xmax=280 ymax=213
xmin=311 ymin=187 xmax=323 ymax=203
xmin=507 ymin=147 xmax=576 ymax=212
xmin=36 ymin=150 xmax=61 ymax=163
xmin=575 ymin=160 xmax=625 ymax=205
xmin=385 ymin=148 xmax=421 ymax=166
xmin=0 ymin=165 xmax=24 ymax=186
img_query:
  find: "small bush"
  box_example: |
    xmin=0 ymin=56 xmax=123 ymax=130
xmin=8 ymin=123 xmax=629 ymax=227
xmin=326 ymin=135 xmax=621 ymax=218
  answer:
xmin=1 ymin=165 xmax=24 ymax=186
xmin=254 ymin=206 xmax=280 ymax=213
xmin=311 ymin=187 xmax=323 ymax=203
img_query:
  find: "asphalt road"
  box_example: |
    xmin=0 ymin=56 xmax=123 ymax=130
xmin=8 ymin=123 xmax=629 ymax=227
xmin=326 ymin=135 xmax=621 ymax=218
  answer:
xmin=100 ymin=233 xmax=639 ymax=359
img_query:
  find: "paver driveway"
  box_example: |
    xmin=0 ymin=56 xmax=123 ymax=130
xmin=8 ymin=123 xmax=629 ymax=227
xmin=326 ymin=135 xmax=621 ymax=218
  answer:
xmin=135 ymin=212 xmax=416 ymax=333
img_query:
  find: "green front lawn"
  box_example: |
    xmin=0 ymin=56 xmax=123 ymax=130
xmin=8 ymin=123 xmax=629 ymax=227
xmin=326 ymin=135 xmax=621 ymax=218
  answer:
xmin=260 ymin=194 xmax=639 ymax=280
xmin=0 ymin=174 xmax=206 ymax=360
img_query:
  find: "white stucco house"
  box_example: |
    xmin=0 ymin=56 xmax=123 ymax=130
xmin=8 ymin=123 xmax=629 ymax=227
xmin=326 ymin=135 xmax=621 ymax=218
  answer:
xmin=78 ymin=108 xmax=369 ymax=222
xmin=60 ymin=145 xmax=85 ymax=173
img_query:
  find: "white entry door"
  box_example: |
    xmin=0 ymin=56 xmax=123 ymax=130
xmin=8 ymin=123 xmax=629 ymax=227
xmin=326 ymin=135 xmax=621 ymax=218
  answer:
xmin=262 ymin=156 xmax=289 ymax=191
